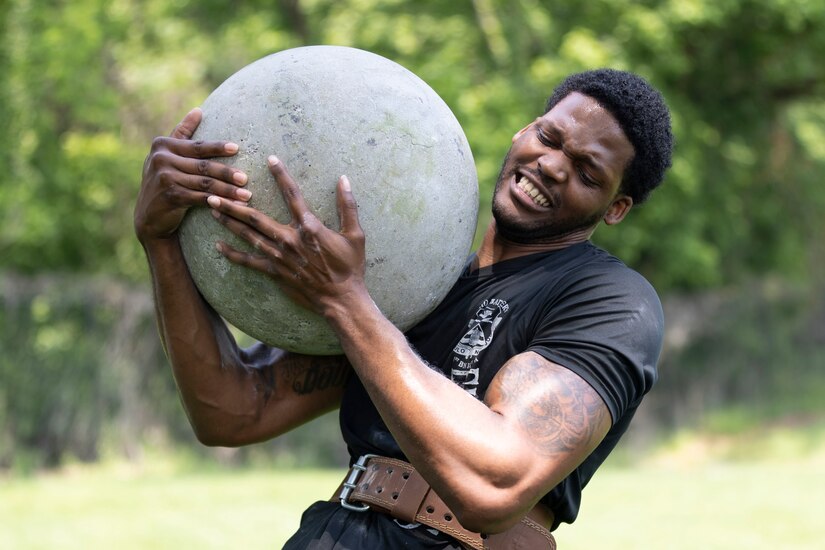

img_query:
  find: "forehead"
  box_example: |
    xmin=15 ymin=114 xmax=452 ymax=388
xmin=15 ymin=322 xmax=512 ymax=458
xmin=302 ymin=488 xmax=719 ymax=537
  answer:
xmin=541 ymin=92 xmax=634 ymax=167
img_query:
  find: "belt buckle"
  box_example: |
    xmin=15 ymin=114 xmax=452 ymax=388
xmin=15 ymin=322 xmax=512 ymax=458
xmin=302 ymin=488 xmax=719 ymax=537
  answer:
xmin=339 ymin=453 xmax=379 ymax=512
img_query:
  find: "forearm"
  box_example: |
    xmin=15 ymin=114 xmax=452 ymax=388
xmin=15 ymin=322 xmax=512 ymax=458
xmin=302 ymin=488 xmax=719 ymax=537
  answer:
xmin=142 ymin=236 xmax=348 ymax=446
xmin=141 ymin=236 xmax=266 ymax=441
xmin=324 ymin=293 xmax=535 ymax=526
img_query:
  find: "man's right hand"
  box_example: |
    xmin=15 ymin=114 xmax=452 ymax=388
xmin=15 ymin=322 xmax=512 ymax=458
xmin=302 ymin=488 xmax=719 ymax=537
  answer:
xmin=134 ymin=107 xmax=251 ymax=243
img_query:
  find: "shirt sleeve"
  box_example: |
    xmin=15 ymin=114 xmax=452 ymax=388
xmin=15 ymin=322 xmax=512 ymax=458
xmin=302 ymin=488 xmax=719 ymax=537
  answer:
xmin=527 ymin=263 xmax=664 ymax=423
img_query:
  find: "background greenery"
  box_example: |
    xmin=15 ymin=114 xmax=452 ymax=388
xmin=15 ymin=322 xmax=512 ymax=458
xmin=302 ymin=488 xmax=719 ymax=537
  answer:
xmin=2 ymin=445 xmax=823 ymax=549
xmin=1 ymin=0 xmax=824 ymax=545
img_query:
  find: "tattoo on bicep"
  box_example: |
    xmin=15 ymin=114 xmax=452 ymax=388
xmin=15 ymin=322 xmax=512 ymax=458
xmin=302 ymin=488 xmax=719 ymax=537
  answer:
xmin=282 ymin=356 xmax=351 ymax=395
xmin=497 ymin=355 xmax=609 ymax=457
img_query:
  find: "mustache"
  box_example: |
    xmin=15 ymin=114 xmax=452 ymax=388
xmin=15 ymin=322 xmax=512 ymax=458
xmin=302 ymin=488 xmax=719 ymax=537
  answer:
xmin=522 ymin=166 xmax=544 ymax=183
xmin=494 ymin=151 xmax=543 ymax=187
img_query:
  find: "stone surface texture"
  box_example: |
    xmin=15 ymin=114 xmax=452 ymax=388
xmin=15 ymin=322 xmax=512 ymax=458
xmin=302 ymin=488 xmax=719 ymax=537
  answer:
xmin=179 ymin=46 xmax=478 ymax=354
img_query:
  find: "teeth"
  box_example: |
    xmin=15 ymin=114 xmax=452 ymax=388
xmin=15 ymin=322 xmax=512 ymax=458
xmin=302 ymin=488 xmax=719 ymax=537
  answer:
xmin=517 ymin=177 xmax=549 ymax=207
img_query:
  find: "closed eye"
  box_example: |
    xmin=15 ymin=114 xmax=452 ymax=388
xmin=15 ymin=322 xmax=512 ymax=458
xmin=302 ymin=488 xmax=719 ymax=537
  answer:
xmin=536 ymin=127 xmax=560 ymax=149
xmin=578 ymin=166 xmax=600 ymax=187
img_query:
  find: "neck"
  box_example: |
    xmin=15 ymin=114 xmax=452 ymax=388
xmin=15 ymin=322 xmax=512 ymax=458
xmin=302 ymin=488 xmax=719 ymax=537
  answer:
xmin=474 ymin=221 xmax=593 ymax=269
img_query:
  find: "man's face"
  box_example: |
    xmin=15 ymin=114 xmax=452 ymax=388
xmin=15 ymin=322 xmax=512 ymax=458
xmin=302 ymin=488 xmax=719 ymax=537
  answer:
xmin=491 ymin=92 xmax=635 ymax=244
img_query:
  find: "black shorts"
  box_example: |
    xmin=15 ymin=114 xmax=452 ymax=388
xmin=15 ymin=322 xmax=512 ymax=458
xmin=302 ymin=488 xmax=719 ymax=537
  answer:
xmin=283 ymin=500 xmax=465 ymax=549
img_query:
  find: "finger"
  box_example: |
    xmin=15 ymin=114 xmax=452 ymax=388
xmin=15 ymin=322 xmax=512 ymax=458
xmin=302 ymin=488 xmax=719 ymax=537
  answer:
xmin=336 ymin=175 xmax=363 ymax=237
xmin=208 ymin=195 xmax=284 ymax=245
xmin=174 ymin=156 xmax=247 ymax=187
xmin=165 ymin=137 xmax=240 ymax=160
xmin=216 ymin=242 xmax=313 ymax=311
xmin=218 ymin=241 xmax=309 ymax=306
xmin=165 ymin=108 xmax=240 ymax=159
xmin=212 ymin=210 xmax=282 ymax=256
xmin=175 ymin=173 xmax=252 ymax=202
xmin=170 ymin=108 xmax=203 ymax=139
xmin=215 ymin=241 xmax=278 ymax=274
xmin=267 ymin=156 xmax=311 ymax=223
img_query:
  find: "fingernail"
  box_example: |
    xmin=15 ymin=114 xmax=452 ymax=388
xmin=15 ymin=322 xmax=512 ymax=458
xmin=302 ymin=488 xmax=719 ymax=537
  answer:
xmin=211 ymin=209 xmax=220 ymax=219
xmin=237 ymin=188 xmax=252 ymax=200
xmin=233 ymin=171 xmax=247 ymax=185
xmin=341 ymin=175 xmax=351 ymax=192
xmin=268 ymin=155 xmax=280 ymax=166
xmin=225 ymin=142 xmax=239 ymax=154
xmin=215 ymin=242 xmax=223 ymax=252
xmin=207 ymin=195 xmax=220 ymax=207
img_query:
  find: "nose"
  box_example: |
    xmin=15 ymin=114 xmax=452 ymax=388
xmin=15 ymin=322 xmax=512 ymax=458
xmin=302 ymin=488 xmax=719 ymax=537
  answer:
xmin=537 ymin=150 xmax=568 ymax=184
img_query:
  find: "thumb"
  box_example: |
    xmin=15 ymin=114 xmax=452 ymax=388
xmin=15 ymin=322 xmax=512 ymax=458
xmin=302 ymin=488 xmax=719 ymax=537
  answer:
xmin=169 ymin=108 xmax=203 ymax=139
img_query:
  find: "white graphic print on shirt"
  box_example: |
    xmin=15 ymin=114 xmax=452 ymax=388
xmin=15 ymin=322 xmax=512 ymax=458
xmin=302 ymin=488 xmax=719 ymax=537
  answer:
xmin=450 ymin=298 xmax=510 ymax=396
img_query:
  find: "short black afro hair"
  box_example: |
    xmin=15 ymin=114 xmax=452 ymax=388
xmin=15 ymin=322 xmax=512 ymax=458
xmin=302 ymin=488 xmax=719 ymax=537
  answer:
xmin=545 ymin=68 xmax=673 ymax=204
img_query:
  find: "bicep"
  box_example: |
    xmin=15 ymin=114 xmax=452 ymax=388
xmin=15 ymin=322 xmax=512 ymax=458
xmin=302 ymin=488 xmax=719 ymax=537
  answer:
xmin=484 ymin=351 xmax=611 ymax=475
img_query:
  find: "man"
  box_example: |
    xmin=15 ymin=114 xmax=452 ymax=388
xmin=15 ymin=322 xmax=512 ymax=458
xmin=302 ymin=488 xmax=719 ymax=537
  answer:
xmin=134 ymin=68 xmax=673 ymax=549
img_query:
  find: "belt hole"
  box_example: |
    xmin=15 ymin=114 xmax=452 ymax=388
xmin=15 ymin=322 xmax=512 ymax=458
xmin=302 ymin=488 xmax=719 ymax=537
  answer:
xmin=444 ymin=513 xmax=453 ymax=522
xmin=402 ymin=471 xmax=410 ymax=479
xmin=392 ymin=492 xmax=399 ymax=500
xmin=481 ymin=534 xmax=488 ymax=539
xmin=360 ymin=483 xmax=369 ymax=490
xmin=387 ymin=467 xmax=394 ymax=474
xmin=372 ymin=464 xmax=380 ymax=471
xmin=426 ymin=506 xmax=435 ymax=514
xmin=376 ymin=486 xmax=383 ymax=494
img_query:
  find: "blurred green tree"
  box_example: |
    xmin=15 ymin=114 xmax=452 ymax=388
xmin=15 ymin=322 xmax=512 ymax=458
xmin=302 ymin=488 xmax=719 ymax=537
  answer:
xmin=1 ymin=0 xmax=824 ymax=469
xmin=2 ymin=0 xmax=823 ymax=288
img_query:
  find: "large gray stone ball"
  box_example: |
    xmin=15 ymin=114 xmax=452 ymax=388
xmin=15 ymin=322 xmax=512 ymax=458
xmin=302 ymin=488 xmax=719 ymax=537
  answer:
xmin=179 ymin=46 xmax=478 ymax=354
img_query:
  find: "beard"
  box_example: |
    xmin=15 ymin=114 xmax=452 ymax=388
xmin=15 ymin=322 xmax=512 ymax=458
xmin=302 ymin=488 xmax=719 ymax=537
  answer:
xmin=490 ymin=152 xmax=604 ymax=244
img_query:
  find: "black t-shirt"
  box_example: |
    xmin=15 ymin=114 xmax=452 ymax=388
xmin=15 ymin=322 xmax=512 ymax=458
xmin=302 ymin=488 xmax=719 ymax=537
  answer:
xmin=339 ymin=241 xmax=663 ymax=529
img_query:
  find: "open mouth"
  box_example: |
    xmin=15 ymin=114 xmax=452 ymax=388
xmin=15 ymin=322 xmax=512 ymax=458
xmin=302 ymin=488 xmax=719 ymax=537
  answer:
xmin=516 ymin=176 xmax=549 ymax=207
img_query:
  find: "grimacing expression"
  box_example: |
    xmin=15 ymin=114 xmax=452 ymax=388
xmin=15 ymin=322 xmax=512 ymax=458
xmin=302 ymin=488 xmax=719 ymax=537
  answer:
xmin=492 ymin=92 xmax=636 ymax=244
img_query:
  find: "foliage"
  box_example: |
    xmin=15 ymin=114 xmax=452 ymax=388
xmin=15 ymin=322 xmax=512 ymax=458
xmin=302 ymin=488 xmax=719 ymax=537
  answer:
xmin=643 ymin=279 xmax=825 ymax=435
xmin=0 ymin=273 xmax=349 ymax=470
xmin=3 ymin=271 xmax=823 ymax=471
xmin=0 ymin=0 xmax=823 ymax=289
xmin=0 ymin=274 xmax=176 ymax=469
xmin=2 ymin=0 xmax=825 ymax=469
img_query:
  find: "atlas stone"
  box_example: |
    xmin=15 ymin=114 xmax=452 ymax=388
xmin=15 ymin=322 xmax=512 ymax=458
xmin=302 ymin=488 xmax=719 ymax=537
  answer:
xmin=179 ymin=46 xmax=478 ymax=354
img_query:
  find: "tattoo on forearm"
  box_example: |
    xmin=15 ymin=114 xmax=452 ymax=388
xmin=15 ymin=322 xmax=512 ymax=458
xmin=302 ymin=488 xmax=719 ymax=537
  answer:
xmin=283 ymin=356 xmax=351 ymax=395
xmin=495 ymin=354 xmax=608 ymax=457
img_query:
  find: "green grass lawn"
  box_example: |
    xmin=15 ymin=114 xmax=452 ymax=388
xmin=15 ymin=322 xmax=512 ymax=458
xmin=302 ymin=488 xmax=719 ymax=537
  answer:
xmin=554 ymin=461 xmax=825 ymax=549
xmin=0 ymin=461 xmax=344 ymax=549
xmin=1 ymin=443 xmax=823 ymax=549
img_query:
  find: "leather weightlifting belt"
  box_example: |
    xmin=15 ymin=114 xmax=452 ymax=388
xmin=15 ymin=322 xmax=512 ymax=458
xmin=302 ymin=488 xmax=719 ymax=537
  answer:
xmin=332 ymin=454 xmax=556 ymax=550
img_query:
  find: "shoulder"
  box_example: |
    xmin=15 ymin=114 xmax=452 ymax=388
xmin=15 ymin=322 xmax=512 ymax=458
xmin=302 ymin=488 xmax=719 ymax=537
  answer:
xmin=554 ymin=243 xmax=663 ymax=326
xmin=527 ymin=244 xmax=664 ymax=418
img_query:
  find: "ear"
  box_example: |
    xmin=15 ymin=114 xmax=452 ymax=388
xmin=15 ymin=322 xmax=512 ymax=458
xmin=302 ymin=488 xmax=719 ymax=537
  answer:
xmin=603 ymin=194 xmax=633 ymax=225
xmin=512 ymin=123 xmax=532 ymax=143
